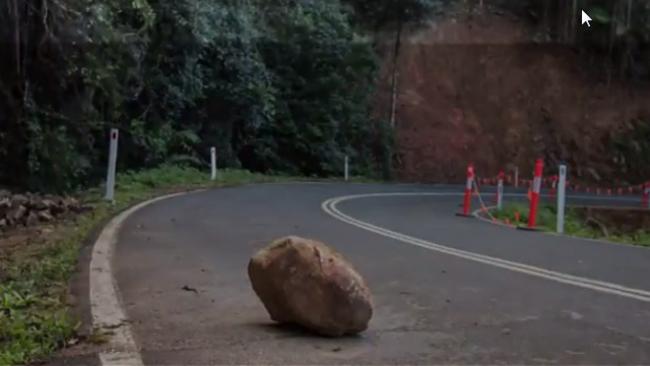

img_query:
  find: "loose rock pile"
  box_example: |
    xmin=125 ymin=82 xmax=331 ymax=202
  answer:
xmin=248 ymin=236 xmax=373 ymax=337
xmin=0 ymin=189 xmax=87 ymax=232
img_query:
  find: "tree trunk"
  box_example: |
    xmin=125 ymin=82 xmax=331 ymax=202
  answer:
xmin=626 ymin=0 xmax=633 ymax=30
xmin=13 ymin=0 xmax=20 ymax=76
xmin=541 ymin=0 xmax=551 ymax=37
xmin=389 ymin=18 xmax=402 ymax=128
xmin=570 ymin=0 xmax=577 ymax=43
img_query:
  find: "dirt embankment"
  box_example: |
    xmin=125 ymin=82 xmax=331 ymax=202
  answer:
xmin=574 ymin=207 xmax=650 ymax=237
xmin=378 ymin=12 xmax=650 ymax=183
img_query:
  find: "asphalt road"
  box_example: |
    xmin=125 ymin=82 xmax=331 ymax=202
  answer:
xmin=111 ymin=183 xmax=650 ymax=365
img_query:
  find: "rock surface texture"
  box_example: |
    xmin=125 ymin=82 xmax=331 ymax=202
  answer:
xmin=248 ymin=236 xmax=373 ymax=336
xmin=0 ymin=189 xmax=88 ymax=232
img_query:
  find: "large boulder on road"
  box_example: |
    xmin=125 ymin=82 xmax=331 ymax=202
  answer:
xmin=248 ymin=236 xmax=373 ymax=336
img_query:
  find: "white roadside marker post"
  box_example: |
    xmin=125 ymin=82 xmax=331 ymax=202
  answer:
xmin=344 ymin=155 xmax=349 ymax=182
xmin=497 ymin=171 xmax=504 ymax=211
xmin=210 ymin=147 xmax=217 ymax=181
xmin=557 ymin=164 xmax=567 ymax=234
xmin=514 ymin=167 xmax=519 ymax=188
xmin=105 ymin=128 xmax=119 ymax=202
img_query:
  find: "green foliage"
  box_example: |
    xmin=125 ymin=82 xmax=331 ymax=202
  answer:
xmin=0 ymin=0 xmax=388 ymax=192
xmin=521 ymin=0 xmax=650 ymax=81
xmin=610 ymin=118 xmax=650 ymax=183
xmin=344 ymin=0 xmax=450 ymax=29
xmin=0 ymin=286 xmax=75 ymax=365
xmin=245 ymin=1 xmax=380 ymax=176
xmin=492 ymin=202 xmax=650 ymax=246
xmin=589 ymin=6 xmax=612 ymax=24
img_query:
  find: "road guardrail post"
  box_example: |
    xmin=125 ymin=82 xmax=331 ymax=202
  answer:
xmin=497 ymin=170 xmax=504 ymax=210
xmin=105 ymin=128 xmax=119 ymax=201
xmin=211 ymin=147 xmax=217 ymax=181
xmin=557 ymin=164 xmax=567 ymax=234
xmin=527 ymin=159 xmax=544 ymax=229
xmin=514 ymin=167 xmax=519 ymax=188
xmin=457 ymin=164 xmax=475 ymax=217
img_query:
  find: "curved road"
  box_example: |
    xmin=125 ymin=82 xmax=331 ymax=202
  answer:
xmin=109 ymin=183 xmax=650 ymax=365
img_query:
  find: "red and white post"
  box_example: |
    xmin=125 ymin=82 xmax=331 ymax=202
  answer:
xmin=526 ymin=159 xmax=544 ymax=229
xmin=458 ymin=164 xmax=475 ymax=217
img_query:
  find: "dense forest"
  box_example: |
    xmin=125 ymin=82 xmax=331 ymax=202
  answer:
xmin=1 ymin=0 xmax=649 ymax=192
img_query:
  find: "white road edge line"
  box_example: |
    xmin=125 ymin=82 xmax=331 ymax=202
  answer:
xmin=90 ymin=191 xmax=198 ymax=366
xmin=322 ymin=192 xmax=650 ymax=303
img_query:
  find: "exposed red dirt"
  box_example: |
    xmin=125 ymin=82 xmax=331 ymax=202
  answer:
xmin=377 ymin=12 xmax=650 ymax=183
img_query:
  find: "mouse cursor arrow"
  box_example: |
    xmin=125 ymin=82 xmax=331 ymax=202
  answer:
xmin=582 ymin=10 xmax=592 ymax=27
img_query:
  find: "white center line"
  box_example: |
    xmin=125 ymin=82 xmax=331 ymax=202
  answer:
xmin=322 ymin=192 xmax=650 ymax=303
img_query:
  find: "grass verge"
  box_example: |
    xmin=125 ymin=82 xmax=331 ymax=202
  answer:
xmin=0 ymin=165 xmax=296 ymax=365
xmin=491 ymin=202 xmax=650 ymax=247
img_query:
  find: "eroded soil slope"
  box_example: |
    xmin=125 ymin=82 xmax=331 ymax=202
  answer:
xmin=381 ymin=13 xmax=650 ymax=183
